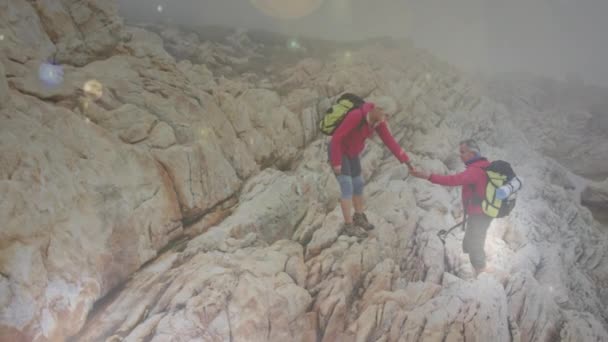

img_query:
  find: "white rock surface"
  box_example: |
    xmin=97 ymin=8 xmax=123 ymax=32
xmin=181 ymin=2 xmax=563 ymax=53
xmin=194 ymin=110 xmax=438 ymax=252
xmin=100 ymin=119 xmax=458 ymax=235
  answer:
xmin=1 ymin=5 xmax=607 ymax=341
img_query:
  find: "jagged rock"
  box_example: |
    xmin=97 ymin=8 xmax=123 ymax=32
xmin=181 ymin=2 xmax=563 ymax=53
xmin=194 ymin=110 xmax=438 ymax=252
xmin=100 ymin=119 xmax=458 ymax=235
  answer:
xmin=144 ymin=121 xmax=177 ymax=149
xmin=560 ymin=310 xmax=608 ymax=341
xmin=215 ymin=91 xmax=274 ymax=168
xmin=225 ymin=28 xmax=260 ymax=54
xmin=292 ymin=201 xmax=327 ymax=246
xmin=484 ymin=75 xmax=608 ymax=179
xmin=120 ymin=26 xmax=174 ymax=62
xmin=2 ymin=8 xmax=608 ymax=341
xmin=186 ymin=91 xmax=259 ymax=180
xmin=323 ymin=62 xmax=378 ymax=98
xmin=71 ymin=242 xmax=313 ymax=342
xmin=506 ymin=272 xmax=564 ymax=341
xmin=153 ymin=143 xmax=240 ymax=219
xmin=30 ymin=0 xmax=78 ymax=43
xmin=239 ymin=88 xmax=305 ymax=166
xmin=176 ymin=60 xmax=217 ymax=92
xmin=582 ymin=179 xmax=608 ymax=220
xmin=0 ymin=98 xmax=182 ymax=341
xmin=51 ymin=0 xmax=124 ymax=66
xmin=183 ymin=168 xmax=315 ymax=256
xmin=410 ymin=124 xmax=459 ymax=162
xmin=86 ymin=103 xmax=157 ymax=144
xmin=160 ymin=27 xmax=200 ymax=60
xmin=277 ymin=58 xmax=324 ymax=93
xmin=284 ymin=88 xmax=319 ymax=114
xmin=0 ymin=0 xmax=56 ymax=61
xmin=305 ymin=207 xmax=346 ymax=258
xmin=392 ymin=275 xmax=511 ymax=341
xmin=0 ymin=60 xmax=9 ymax=108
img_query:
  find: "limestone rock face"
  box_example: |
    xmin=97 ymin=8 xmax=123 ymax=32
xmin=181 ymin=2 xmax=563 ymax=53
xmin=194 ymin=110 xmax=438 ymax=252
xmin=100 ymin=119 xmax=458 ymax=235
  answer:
xmin=582 ymin=179 xmax=608 ymax=219
xmin=0 ymin=97 xmax=183 ymax=341
xmin=0 ymin=61 xmax=9 ymax=108
xmin=484 ymin=75 xmax=608 ymax=180
xmin=0 ymin=0 xmax=56 ymax=62
xmin=1 ymin=4 xmax=607 ymax=341
xmin=49 ymin=0 xmax=125 ymax=66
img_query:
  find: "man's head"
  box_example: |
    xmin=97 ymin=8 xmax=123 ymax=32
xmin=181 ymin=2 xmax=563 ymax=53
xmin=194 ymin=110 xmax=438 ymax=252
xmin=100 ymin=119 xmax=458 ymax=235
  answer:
xmin=459 ymin=139 xmax=481 ymax=163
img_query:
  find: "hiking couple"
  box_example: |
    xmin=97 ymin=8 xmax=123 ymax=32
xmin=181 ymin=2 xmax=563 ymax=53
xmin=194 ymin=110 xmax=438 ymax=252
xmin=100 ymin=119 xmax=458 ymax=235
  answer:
xmin=323 ymin=93 xmax=517 ymax=276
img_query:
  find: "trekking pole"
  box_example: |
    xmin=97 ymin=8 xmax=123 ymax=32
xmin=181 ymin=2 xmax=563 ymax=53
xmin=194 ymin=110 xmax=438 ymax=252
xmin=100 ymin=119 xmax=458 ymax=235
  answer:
xmin=437 ymin=211 xmax=468 ymax=244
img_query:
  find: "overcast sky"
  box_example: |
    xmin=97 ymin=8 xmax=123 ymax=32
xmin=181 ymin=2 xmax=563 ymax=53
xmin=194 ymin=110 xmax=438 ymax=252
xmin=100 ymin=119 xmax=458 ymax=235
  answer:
xmin=118 ymin=0 xmax=608 ymax=86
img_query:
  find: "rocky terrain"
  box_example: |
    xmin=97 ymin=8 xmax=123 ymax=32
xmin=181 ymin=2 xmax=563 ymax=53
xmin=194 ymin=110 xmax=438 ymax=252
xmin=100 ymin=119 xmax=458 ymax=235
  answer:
xmin=481 ymin=74 xmax=608 ymax=225
xmin=482 ymin=73 xmax=608 ymax=181
xmin=1 ymin=1 xmax=607 ymax=341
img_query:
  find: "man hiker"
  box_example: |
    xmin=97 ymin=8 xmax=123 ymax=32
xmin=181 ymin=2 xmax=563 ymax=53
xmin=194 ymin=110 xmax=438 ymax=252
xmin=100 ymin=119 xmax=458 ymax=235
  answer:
xmin=328 ymin=96 xmax=414 ymax=239
xmin=410 ymin=139 xmax=493 ymax=276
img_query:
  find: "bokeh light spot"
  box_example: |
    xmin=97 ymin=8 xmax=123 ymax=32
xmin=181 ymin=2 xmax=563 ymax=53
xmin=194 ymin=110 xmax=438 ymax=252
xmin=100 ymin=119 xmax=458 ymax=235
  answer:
xmin=157 ymin=5 xmax=163 ymax=13
xmin=83 ymin=80 xmax=103 ymax=100
xmin=250 ymin=0 xmax=324 ymax=19
xmin=287 ymin=38 xmax=302 ymax=51
xmin=38 ymin=62 xmax=64 ymax=87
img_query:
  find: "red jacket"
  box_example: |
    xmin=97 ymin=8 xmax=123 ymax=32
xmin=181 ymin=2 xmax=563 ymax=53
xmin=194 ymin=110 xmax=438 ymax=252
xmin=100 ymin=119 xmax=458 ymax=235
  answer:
xmin=330 ymin=102 xmax=410 ymax=167
xmin=428 ymin=158 xmax=490 ymax=215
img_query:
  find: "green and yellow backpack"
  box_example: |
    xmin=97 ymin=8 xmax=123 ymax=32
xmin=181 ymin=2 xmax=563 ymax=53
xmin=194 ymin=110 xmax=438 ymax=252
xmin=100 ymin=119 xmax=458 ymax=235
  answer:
xmin=319 ymin=93 xmax=365 ymax=136
xmin=478 ymin=160 xmax=520 ymax=218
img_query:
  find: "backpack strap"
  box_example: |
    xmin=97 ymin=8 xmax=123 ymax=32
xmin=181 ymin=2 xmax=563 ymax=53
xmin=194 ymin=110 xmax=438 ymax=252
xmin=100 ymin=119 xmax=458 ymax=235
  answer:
xmin=357 ymin=113 xmax=368 ymax=130
xmin=467 ymin=164 xmax=489 ymax=209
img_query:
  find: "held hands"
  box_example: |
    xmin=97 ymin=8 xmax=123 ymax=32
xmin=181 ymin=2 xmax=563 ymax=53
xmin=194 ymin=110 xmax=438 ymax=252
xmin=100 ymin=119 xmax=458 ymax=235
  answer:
xmin=404 ymin=161 xmax=414 ymax=171
xmin=410 ymin=168 xmax=431 ymax=180
xmin=400 ymin=157 xmax=430 ymax=180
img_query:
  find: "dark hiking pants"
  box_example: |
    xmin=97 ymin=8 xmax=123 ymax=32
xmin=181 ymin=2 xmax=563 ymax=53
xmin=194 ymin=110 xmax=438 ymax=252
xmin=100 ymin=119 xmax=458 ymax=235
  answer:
xmin=463 ymin=214 xmax=493 ymax=270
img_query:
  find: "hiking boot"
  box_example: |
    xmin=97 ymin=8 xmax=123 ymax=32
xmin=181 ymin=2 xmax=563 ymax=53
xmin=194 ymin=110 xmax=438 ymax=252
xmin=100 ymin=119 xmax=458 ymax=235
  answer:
xmin=353 ymin=212 xmax=375 ymax=231
xmin=342 ymin=222 xmax=368 ymax=239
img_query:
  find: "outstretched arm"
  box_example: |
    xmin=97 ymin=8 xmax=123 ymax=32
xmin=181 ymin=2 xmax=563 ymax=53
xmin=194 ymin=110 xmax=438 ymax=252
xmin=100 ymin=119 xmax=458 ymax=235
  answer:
xmin=428 ymin=168 xmax=478 ymax=186
xmin=375 ymin=121 xmax=411 ymax=167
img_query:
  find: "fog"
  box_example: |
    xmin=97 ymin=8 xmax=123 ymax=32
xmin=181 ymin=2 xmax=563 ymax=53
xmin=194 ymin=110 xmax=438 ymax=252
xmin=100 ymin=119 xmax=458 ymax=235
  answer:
xmin=118 ymin=0 xmax=608 ymax=86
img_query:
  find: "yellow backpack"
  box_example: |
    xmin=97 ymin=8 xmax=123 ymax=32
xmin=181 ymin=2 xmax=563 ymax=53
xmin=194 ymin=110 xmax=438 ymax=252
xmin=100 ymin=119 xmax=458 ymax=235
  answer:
xmin=319 ymin=93 xmax=365 ymax=135
xmin=479 ymin=160 xmax=520 ymax=218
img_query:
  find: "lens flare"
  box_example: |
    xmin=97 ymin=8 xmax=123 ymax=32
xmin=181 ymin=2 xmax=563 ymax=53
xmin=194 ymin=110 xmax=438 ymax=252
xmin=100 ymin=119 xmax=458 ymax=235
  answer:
xmin=38 ymin=62 xmax=64 ymax=87
xmin=83 ymin=80 xmax=103 ymax=100
xmin=250 ymin=0 xmax=324 ymax=19
xmin=287 ymin=38 xmax=301 ymax=51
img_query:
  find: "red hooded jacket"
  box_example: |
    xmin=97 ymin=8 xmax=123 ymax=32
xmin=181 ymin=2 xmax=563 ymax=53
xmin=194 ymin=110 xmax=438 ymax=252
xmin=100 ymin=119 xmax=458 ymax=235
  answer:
xmin=330 ymin=102 xmax=410 ymax=167
xmin=428 ymin=158 xmax=491 ymax=215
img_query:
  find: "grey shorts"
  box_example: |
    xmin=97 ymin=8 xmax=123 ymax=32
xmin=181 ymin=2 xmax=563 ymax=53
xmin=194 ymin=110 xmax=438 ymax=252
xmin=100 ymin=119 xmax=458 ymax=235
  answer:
xmin=327 ymin=145 xmax=362 ymax=177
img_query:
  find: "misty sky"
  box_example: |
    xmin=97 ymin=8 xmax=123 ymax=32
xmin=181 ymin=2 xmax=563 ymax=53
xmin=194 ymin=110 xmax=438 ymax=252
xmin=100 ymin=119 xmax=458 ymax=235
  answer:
xmin=118 ymin=0 xmax=608 ymax=86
